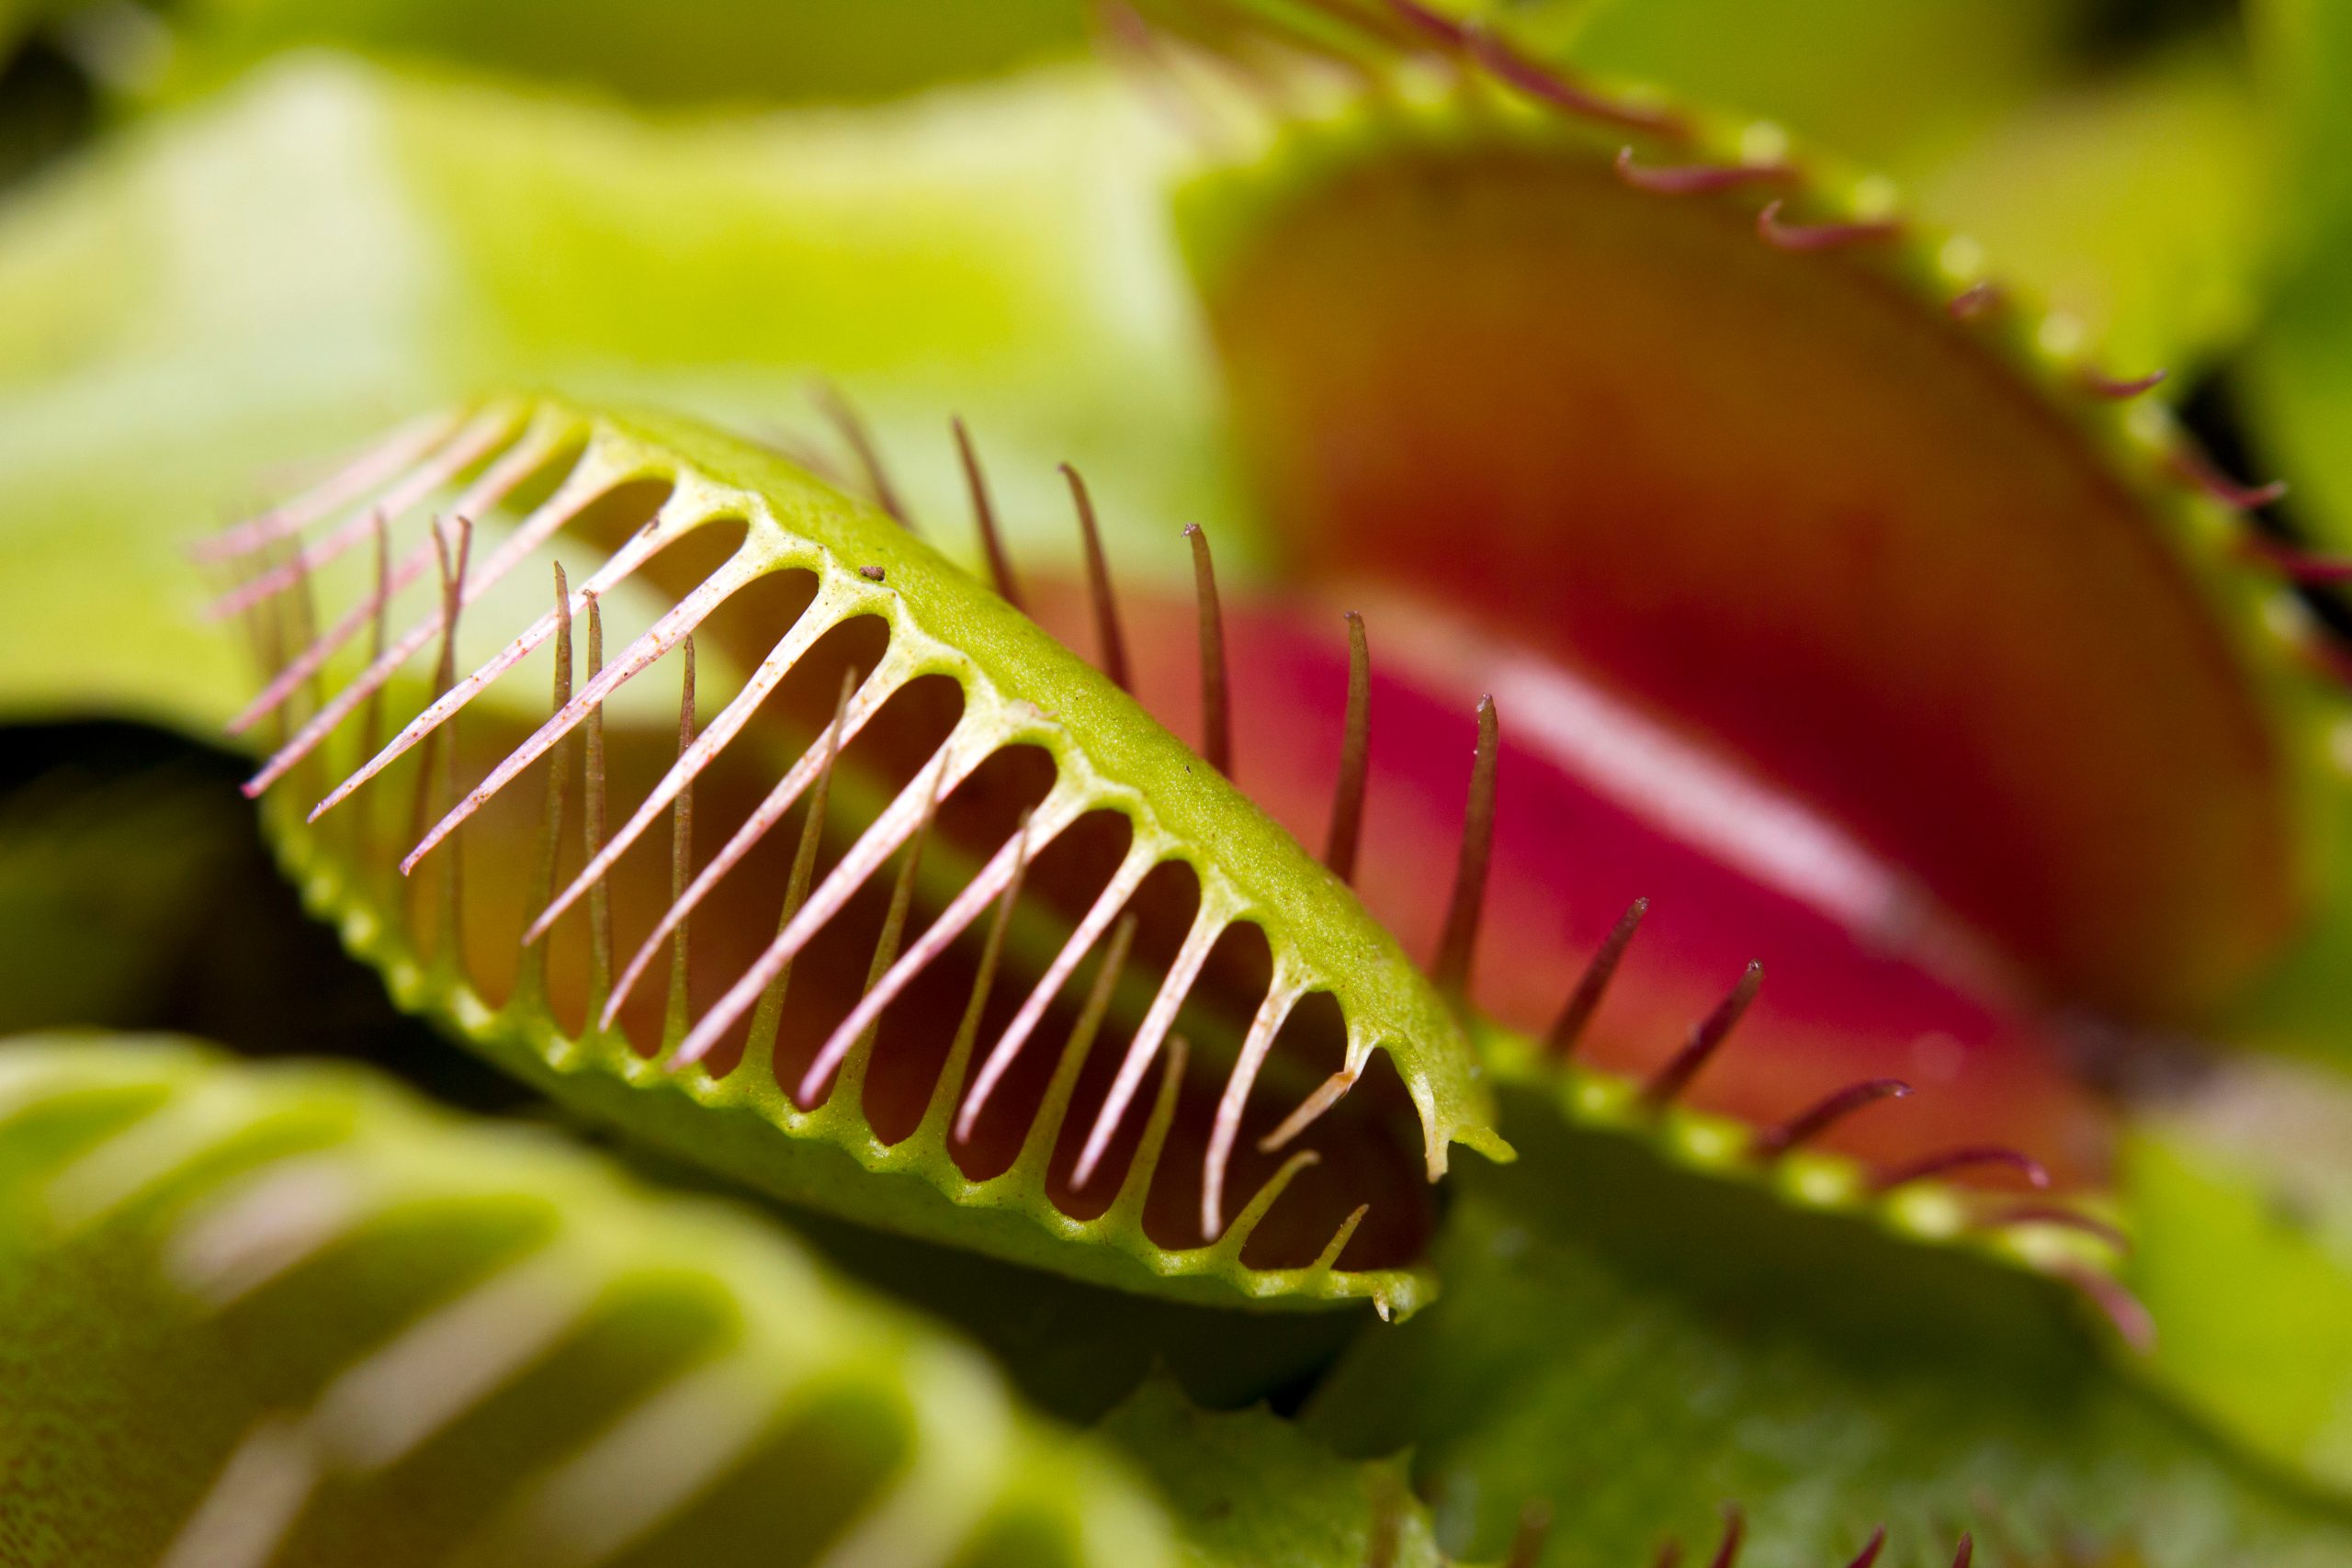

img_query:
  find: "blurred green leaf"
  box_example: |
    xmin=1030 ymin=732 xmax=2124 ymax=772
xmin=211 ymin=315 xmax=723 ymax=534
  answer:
xmin=2245 ymin=0 xmax=2352 ymax=546
xmin=2125 ymin=1056 xmax=2352 ymax=1491
xmin=1306 ymin=1096 xmax=2352 ymax=1566
xmin=0 ymin=1035 xmax=1180 ymax=1568
xmin=2246 ymin=0 xmax=2352 ymax=254
xmin=1550 ymin=1 xmax=2272 ymax=376
xmin=0 ymin=54 xmax=1234 ymax=733
xmin=1551 ymin=0 xmax=2075 ymax=168
xmin=1916 ymin=43 xmax=2267 ymax=378
xmin=2213 ymin=0 xmax=2352 ymax=1049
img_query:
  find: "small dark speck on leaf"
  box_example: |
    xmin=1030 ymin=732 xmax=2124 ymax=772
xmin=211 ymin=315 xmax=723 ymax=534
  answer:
xmin=858 ymin=565 xmax=887 ymax=582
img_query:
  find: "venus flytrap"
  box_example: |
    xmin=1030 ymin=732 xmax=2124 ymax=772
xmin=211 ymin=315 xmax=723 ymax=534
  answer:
xmin=1026 ymin=0 xmax=2352 ymax=1308
xmin=1087 ymin=0 xmax=2352 ymax=1527
xmin=0 ymin=1033 xmax=1173 ymax=1568
xmin=217 ymin=378 xmax=2161 ymax=1345
xmin=1173 ymin=0 xmax=2343 ymax=1036
xmin=221 ymin=393 xmax=1509 ymax=1319
xmin=209 ymin=0 xmax=2332 ymax=1371
xmin=9 ymin=3 xmax=2352 ymax=1564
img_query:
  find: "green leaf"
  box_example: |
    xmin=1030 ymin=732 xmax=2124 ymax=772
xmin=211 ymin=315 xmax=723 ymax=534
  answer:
xmin=1305 ymin=1094 xmax=2352 ymax=1566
